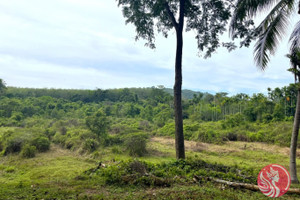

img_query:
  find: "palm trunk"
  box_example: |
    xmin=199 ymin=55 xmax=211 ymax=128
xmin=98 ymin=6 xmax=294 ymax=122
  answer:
xmin=290 ymin=87 xmax=300 ymax=184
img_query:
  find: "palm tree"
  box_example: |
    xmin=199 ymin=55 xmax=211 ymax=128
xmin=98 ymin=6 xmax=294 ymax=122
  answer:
xmin=286 ymin=50 xmax=300 ymax=184
xmin=230 ymin=0 xmax=300 ymax=183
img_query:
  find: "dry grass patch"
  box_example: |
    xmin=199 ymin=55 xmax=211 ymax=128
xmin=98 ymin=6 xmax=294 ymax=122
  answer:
xmin=227 ymin=142 xmax=291 ymax=156
xmin=151 ymin=137 xmax=240 ymax=154
xmin=151 ymin=137 xmax=297 ymax=157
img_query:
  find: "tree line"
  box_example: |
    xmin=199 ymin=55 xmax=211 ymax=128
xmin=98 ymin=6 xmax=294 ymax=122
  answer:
xmin=0 ymin=84 xmax=297 ymax=127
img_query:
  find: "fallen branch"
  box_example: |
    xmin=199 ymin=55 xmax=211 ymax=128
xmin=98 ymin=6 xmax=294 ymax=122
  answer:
xmin=193 ymin=175 xmax=300 ymax=195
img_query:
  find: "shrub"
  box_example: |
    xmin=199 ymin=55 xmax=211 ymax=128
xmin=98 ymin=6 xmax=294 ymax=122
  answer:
xmin=4 ymin=166 xmax=15 ymax=173
xmin=104 ymin=135 xmax=123 ymax=146
xmin=197 ymin=129 xmax=216 ymax=143
xmin=52 ymin=133 xmax=67 ymax=146
xmin=221 ymin=113 xmax=245 ymax=128
xmin=59 ymin=127 xmax=68 ymax=135
xmin=262 ymin=113 xmax=273 ymax=123
xmin=21 ymin=144 xmax=36 ymax=158
xmin=157 ymin=122 xmax=175 ymax=137
xmin=44 ymin=128 xmax=56 ymax=139
xmin=4 ymin=137 xmax=24 ymax=155
xmin=65 ymin=137 xmax=80 ymax=150
xmin=83 ymin=139 xmax=99 ymax=152
xmin=124 ymin=133 xmax=148 ymax=157
xmin=183 ymin=123 xmax=200 ymax=140
xmin=31 ymin=137 xmax=50 ymax=152
xmin=91 ymin=159 xmax=256 ymax=186
xmin=111 ymin=146 xmax=122 ymax=154
xmin=225 ymin=132 xmax=238 ymax=141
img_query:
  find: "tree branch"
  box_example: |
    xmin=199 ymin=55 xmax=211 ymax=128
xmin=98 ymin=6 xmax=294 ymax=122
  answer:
xmin=164 ymin=1 xmax=178 ymax=30
xmin=194 ymin=175 xmax=300 ymax=195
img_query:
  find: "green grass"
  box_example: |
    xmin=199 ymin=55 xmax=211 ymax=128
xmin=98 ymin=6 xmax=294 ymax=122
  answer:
xmin=0 ymin=138 xmax=300 ymax=199
xmin=149 ymin=137 xmax=297 ymax=175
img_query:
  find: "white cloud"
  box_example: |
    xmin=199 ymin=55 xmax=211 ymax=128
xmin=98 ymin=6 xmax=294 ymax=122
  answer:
xmin=0 ymin=0 xmax=296 ymax=95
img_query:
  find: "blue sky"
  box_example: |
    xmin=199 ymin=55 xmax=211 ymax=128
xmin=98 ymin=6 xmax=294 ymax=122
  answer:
xmin=0 ymin=0 xmax=297 ymax=95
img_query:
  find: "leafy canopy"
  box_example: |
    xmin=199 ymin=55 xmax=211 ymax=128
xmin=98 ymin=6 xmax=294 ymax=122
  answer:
xmin=85 ymin=109 xmax=110 ymax=137
xmin=117 ymin=0 xmax=254 ymax=58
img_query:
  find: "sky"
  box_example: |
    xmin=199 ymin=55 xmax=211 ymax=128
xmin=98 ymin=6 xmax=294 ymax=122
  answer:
xmin=0 ymin=0 xmax=298 ymax=95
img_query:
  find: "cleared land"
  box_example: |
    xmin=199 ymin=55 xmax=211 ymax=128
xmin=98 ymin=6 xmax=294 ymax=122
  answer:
xmin=0 ymin=137 xmax=300 ymax=199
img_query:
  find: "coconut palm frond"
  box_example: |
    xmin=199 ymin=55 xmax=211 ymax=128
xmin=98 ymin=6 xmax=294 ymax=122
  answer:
xmin=289 ymin=20 xmax=300 ymax=56
xmin=229 ymin=0 xmax=278 ymax=37
xmin=257 ymin=0 xmax=295 ymax=29
xmin=286 ymin=53 xmax=298 ymax=81
xmin=288 ymin=23 xmax=300 ymax=82
xmin=230 ymin=0 xmax=295 ymax=38
xmin=254 ymin=5 xmax=291 ymax=70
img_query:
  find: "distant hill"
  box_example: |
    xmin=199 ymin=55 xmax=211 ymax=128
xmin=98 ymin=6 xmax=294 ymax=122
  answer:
xmin=163 ymin=88 xmax=203 ymax=99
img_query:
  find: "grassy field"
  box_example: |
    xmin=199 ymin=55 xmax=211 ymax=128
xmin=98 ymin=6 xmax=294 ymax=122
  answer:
xmin=1 ymin=136 xmax=300 ymax=199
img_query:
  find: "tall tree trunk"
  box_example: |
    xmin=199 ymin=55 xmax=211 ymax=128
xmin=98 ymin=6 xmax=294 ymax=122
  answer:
xmin=174 ymin=26 xmax=185 ymax=160
xmin=290 ymin=87 xmax=300 ymax=184
xmin=173 ymin=0 xmax=185 ymax=159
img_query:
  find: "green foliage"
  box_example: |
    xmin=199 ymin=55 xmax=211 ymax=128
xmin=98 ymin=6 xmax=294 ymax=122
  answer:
xmin=273 ymin=103 xmax=285 ymax=121
xmin=4 ymin=136 xmax=24 ymax=155
xmin=157 ymin=122 xmax=175 ymax=137
xmin=0 ymin=127 xmax=53 ymax=157
xmin=221 ymin=113 xmax=245 ymax=128
xmin=124 ymin=133 xmax=149 ymax=157
xmin=0 ymin=78 xmax=6 ymax=96
xmin=104 ymin=135 xmax=123 ymax=147
xmin=20 ymin=144 xmax=36 ymax=158
xmin=92 ymin=159 xmax=256 ymax=187
xmin=3 ymin=84 xmax=299 ymax=199
xmin=31 ymin=137 xmax=50 ymax=152
xmin=83 ymin=139 xmax=99 ymax=153
xmin=85 ymin=109 xmax=109 ymax=138
xmin=0 ymin=84 xmax=297 ymax=127
xmin=117 ymin=0 xmax=245 ymax=57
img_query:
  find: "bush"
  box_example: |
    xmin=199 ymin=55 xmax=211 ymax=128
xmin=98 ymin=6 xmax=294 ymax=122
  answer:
xmin=111 ymin=146 xmax=122 ymax=154
xmin=83 ymin=139 xmax=99 ymax=152
xmin=31 ymin=137 xmax=50 ymax=152
xmin=65 ymin=137 xmax=80 ymax=150
xmin=44 ymin=128 xmax=56 ymax=139
xmin=4 ymin=137 xmax=24 ymax=155
xmin=197 ymin=129 xmax=217 ymax=143
xmin=104 ymin=135 xmax=123 ymax=146
xmin=124 ymin=133 xmax=148 ymax=157
xmin=52 ymin=133 xmax=67 ymax=146
xmin=157 ymin=122 xmax=175 ymax=137
xmin=221 ymin=113 xmax=245 ymax=128
xmin=91 ymin=159 xmax=257 ymax=186
xmin=225 ymin=132 xmax=238 ymax=141
xmin=21 ymin=144 xmax=36 ymax=158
